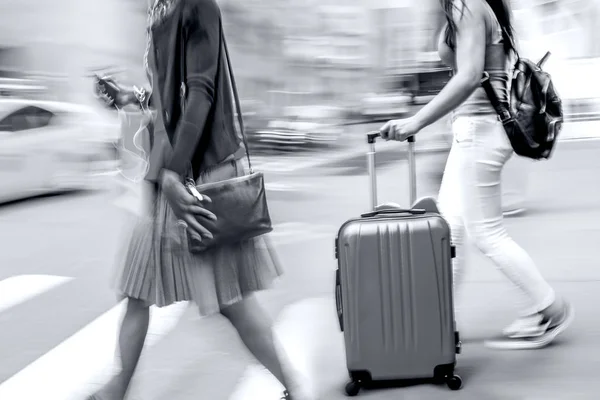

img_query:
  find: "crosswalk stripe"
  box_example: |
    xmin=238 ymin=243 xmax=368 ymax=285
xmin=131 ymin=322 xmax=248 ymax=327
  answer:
xmin=0 ymin=296 xmax=188 ymax=400
xmin=0 ymin=274 xmax=73 ymax=314
xmin=230 ymin=297 xmax=345 ymax=400
xmin=0 ymin=245 xmax=335 ymax=399
xmin=229 ymin=365 xmax=283 ymax=400
xmin=0 ymin=280 xmax=340 ymax=400
xmin=269 ymin=223 xmax=336 ymax=246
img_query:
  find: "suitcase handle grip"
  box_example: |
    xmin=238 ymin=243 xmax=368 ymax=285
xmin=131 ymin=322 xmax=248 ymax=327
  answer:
xmin=361 ymin=208 xmax=426 ymax=218
xmin=367 ymin=131 xmax=416 ymax=144
xmin=335 ymin=269 xmax=343 ymax=331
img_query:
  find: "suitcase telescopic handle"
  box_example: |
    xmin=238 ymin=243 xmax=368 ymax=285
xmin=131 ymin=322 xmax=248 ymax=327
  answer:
xmin=366 ymin=131 xmax=417 ymax=210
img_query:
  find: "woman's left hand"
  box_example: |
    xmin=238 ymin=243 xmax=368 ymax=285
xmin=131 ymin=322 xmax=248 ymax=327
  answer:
xmin=380 ymin=117 xmax=422 ymax=142
xmin=159 ymin=170 xmax=216 ymax=242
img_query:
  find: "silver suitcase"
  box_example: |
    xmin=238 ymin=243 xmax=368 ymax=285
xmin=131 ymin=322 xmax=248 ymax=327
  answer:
xmin=334 ymin=133 xmax=462 ymax=396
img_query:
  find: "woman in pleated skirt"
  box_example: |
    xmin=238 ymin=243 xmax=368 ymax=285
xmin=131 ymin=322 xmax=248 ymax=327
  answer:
xmin=87 ymin=0 xmax=299 ymax=399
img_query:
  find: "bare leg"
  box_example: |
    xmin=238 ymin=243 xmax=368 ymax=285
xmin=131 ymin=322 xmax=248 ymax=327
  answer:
xmin=221 ymin=294 xmax=297 ymax=398
xmin=89 ymin=297 xmax=150 ymax=400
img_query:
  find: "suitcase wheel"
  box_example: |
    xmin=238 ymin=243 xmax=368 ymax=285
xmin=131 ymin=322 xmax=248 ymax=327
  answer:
xmin=344 ymin=380 xmax=361 ymax=397
xmin=447 ymin=375 xmax=463 ymax=390
xmin=434 ymin=364 xmax=463 ymax=390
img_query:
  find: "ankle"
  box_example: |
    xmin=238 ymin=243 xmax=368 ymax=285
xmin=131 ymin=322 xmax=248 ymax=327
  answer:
xmin=541 ymin=297 xmax=565 ymax=319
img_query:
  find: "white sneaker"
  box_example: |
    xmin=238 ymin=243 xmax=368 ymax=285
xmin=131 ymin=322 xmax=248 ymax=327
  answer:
xmin=485 ymin=302 xmax=574 ymax=350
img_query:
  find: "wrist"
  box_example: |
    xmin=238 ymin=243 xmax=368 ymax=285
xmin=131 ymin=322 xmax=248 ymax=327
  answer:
xmin=412 ymin=114 xmax=427 ymax=132
xmin=159 ymin=169 xmax=181 ymax=189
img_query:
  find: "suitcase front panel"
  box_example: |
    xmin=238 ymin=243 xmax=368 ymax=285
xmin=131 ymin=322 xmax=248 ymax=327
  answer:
xmin=337 ymin=214 xmax=455 ymax=380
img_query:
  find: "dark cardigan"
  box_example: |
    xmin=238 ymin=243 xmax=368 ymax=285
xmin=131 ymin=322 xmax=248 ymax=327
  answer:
xmin=149 ymin=0 xmax=240 ymax=180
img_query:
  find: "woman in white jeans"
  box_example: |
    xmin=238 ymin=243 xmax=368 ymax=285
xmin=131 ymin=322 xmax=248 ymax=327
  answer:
xmin=381 ymin=0 xmax=573 ymax=350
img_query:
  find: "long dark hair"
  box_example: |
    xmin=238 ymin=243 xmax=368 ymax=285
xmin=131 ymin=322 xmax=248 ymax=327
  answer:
xmin=441 ymin=0 xmax=515 ymax=55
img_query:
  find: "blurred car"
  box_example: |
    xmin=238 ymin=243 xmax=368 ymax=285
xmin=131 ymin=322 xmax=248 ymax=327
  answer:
xmin=250 ymin=105 xmax=343 ymax=152
xmin=0 ymin=98 xmax=118 ymax=203
xmin=240 ymin=99 xmax=272 ymax=136
xmin=0 ymin=78 xmax=49 ymax=98
xmin=360 ymin=92 xmax=411 ymax=121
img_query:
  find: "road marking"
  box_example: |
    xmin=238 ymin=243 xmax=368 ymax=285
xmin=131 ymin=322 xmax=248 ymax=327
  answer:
xmin=0 ymin=299 xmax=188 ymax=400
xmin=229 ymin=297 xmax=346 ymax=400
xmin=265 ymin=182 xmax=316 ymax=192
xmin=269 ymin=223 xmax=336 ymax=246
xmin=229 ymin=365 xmax=283 ymax=400
xmin=0 ymin=275 xmax=73 ymax=314
xmin=254 ymin=159 xmax=304 ymax=173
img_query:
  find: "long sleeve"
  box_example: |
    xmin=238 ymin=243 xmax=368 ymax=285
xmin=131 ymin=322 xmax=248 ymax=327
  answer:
xmin=164 ymin=1 xmax=221 ymax=177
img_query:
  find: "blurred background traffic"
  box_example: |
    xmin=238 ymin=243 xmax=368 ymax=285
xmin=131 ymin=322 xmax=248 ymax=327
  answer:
xmin=0 ymin=0 xmax=599 ymax=200
xmin=2 ymin=1 xmax=600 ymax=399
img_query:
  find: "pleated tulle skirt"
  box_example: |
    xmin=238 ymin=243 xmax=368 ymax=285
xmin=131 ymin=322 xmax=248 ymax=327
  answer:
xmin=112 ymin=158 xmax=283 ymax=316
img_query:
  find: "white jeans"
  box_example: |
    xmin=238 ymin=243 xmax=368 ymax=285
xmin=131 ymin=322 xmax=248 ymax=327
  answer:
xmin=502 ymin=149 xmax=531 ymax=211
xmin=438 ymin=115 xmax=555 ymax=316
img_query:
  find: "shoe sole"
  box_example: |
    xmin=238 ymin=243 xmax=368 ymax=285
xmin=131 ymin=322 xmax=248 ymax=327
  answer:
xmin=484 ymin=304 xmax=574 ymax=350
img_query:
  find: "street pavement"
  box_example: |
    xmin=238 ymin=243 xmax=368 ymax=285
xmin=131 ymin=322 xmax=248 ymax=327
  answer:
xmin=0 ymin=127 xmax=600 ymax=399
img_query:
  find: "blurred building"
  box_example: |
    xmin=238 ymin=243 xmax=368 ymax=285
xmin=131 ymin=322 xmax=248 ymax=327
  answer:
xmin=220 ymin=1 xmax=286 ymax=112
xmin=279 ymin=3 xmax=370 ymax=107
xmin=1 ymin=0 xmax=599 ymax=117
xmin=0 ymin=0 xmax=147 ymax=105
xmin=369 ymin=3 xmax=417 ymax=72
xmin=278 ymin=1 xmax=419 ymax=108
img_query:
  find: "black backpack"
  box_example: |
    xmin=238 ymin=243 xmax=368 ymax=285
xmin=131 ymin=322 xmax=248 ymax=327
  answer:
xmin=481 ymin=49 xmax=563 ymax=160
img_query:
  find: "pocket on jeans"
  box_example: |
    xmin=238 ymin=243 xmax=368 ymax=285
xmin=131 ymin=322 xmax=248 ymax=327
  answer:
xmin=452 ymin=117 xmax=475 ymax=144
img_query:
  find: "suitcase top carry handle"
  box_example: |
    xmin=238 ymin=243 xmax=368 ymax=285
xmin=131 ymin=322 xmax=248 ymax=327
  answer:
xmin=361 ymin=208 xmax=427 ymax=218
xmin=367 ymin=131 xmax=415 ymax=144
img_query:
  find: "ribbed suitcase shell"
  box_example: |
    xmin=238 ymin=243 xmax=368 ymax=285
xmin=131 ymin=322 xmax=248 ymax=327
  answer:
xmin=336 ymin=211 xmax=456 ymax=381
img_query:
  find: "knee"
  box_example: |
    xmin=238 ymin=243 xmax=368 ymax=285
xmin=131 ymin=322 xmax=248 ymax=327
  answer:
xmin=221 ymin=297 xmax=250 ymax=326
xmin=126 ymin=297 xmax=150 ymax=315
xmin=469 ymin=225 xmax=507 ymax=256
xmin=444 ymin=217 xmax=464 ymax=246
xmin=221 ymin=295 xmax=271 ymax=329
xmin=437 ymin=203 xmax=464 ymax=246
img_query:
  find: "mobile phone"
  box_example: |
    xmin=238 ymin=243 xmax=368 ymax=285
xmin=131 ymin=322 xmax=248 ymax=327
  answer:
xmin=185 ymin=180 xmax=204 ymax=202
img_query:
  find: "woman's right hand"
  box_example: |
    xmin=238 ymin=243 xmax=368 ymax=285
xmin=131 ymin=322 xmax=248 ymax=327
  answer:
xmin=160 ymin=170 xmax=217 ymax=242
xmin=94 ymin=75 xmax=138 ymax=108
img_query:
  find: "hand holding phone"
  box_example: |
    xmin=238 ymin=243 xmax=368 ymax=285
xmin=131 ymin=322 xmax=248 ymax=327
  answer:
xmin=185 ymin=179 xmax=205 ymax=203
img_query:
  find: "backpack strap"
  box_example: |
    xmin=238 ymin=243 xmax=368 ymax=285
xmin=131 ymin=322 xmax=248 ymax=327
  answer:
xmin=480 ymin=72 xmax=512 ymax=123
